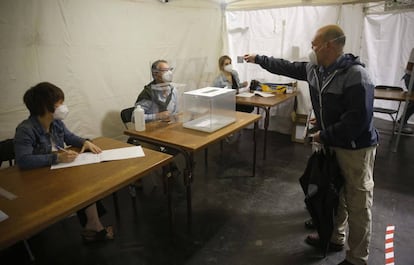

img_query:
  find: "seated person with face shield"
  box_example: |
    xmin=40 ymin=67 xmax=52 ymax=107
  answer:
xmin=133 ymin=59 xmax=181 ymax=180
xmin=134 ymin=60 xmax=178 ymax=122
xmin=212 ymin=55 xmax=254 ymax=113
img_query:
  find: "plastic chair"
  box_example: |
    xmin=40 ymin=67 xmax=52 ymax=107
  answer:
xmin=373 ymin=85 xmax=404 ymax=135
xmin=0 ymin=139 xmax=35 ymax=261
xmin=0 ymin=139 xmax=14 ymax=167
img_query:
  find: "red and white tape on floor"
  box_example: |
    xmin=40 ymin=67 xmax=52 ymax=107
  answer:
xmin=385 ymin=225 xmax=395 ymax=265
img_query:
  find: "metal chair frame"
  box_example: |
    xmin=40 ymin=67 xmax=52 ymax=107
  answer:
xmin=0 ymin=139 xmax=35 ymax=261
xmin=373 ymin=85 xmax=404 ymax=135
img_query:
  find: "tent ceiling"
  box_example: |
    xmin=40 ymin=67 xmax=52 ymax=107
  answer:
xmin=207 ymin=0 xmax=384 ymax=10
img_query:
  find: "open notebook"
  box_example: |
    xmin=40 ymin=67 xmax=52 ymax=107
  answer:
xmin=51 ymin=146 xmax=145 ymax=169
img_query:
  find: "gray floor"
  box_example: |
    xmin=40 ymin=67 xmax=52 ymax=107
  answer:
xmin=1 ymin=118 xmax=413 ymax=265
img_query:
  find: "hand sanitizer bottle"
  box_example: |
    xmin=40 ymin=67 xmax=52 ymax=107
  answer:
xmin=134 ymin=105 xmax=145 ymax=131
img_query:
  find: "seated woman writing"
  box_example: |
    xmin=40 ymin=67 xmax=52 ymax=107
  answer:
xmin=14 ymin=82 xmax=114 ymax=243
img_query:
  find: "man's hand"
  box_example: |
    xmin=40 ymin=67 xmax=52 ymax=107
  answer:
xmin=244 ymin=54 xmax=257 ymax=63
xmin=311 ymin=130 xmax=321 ymax=143
xmin=157 ymin=111 xmax=171 ymax=121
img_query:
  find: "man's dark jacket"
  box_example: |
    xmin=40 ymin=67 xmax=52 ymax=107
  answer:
xmin=255 ymin=54 xmax=379 ymax=149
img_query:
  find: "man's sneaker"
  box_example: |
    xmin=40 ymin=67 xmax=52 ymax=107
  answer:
xmin=305 ymin=234 xmax=344 ymax=252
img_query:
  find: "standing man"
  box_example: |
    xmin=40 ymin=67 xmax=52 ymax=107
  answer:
xmin=245 ymin=25 xmax=378 ymax=265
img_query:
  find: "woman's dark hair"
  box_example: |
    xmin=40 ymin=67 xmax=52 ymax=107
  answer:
xmin=218 ymin=55 xmax=231 ymax=71
xmin=23 ymin=82 xmax=65 ymax=116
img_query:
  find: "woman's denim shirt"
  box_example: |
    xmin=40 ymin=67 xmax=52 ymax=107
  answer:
xmin=14 ymin=116 xmax=85 ymax=169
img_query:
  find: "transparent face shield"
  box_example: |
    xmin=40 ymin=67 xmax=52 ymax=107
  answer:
xmin=150 ymin=83 xmax=178 ymax=123
xmin=150 ymin=83 xmax=173 ymax=101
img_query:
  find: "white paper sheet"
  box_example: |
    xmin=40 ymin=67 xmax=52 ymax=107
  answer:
xmin=254 ymin=91 xmax=275 ymax=97
xmin=295 ymin=125 xmax=306 ymax=140
xmin=100 ymin=146 xmax=145 ymax=161
xmin=0 ymin=187 xmax=17 ymax=200
xmin=0 ymin=210 xmax=9 ymax=222
xmin=236 ymin=92 xmax=255 ymax=98
xmin=51 ymin=146 xmax=145 ymax=169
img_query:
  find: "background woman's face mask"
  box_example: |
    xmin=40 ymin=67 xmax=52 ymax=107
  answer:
xmin=53 ymin=104 xmax=69 ymax=120
xmin=223 ymin=64 xmax=233 ymax=72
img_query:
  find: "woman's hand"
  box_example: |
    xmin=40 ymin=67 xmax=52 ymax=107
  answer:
xmin=80 ymin=140 xmax=102 ymax=154
xmin=57 ymin=150 xmax=78 ymax=163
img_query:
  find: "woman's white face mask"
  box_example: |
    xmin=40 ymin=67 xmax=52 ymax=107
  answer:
xmin=223 ymin=64 xmax=233 ymax=73
xmin=53 ymin=104 xmax=69 ymax=120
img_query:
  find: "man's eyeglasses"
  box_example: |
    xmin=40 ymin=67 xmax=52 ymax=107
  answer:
xmin=154 ymin=67 xmax=174 ymax=73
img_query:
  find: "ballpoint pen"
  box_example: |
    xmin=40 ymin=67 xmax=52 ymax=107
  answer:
xmin=56 ymin=145 xmax=71 ymax=153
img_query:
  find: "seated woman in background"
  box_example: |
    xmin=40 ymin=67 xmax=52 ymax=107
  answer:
xmin=212 ymin=55 xmax=254 ymax=113
xmin=14 ymin=82 xmax=114 ymax=243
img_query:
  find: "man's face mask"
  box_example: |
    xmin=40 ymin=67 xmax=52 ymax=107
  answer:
xmin=162 ymin=70 xmax=173 ymax=83
xmin=308 ymin=43 xmax=326 ymax=65
xmin=308 ymin=35 xmax=345 ymax=65
xmin=53 ymin=104 xmax=69 ymax=120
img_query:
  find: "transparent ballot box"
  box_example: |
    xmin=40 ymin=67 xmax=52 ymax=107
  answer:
xmin=182 ymin=87 xmax=236 ymax=133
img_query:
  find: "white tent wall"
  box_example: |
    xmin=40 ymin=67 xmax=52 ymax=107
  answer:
xmin=225 ymin=4 xmax=365 ymax=133
xmin=361 ymin=10 xmax=414 ymax=123
xmin=0 ymin=0 xmax=223 ymax=140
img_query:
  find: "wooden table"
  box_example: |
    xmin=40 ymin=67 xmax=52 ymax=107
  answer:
xmin=0 ymin=137 xmax=172 ymax=250
xmin=374 ymin=89 xmax=414 ymax=101
xmin=124 ymin=111 xmax=261 ymax=229
xmin=236 ymin=91 xmax=298 ymax=159
xmin=374 ymin=89 xmax=414 ymax=151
